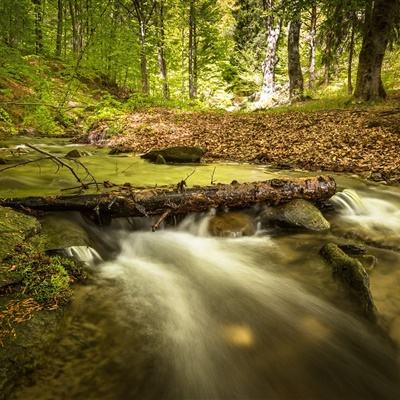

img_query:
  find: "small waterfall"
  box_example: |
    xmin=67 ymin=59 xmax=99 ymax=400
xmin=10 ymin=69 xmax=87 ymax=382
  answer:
xmin=63 ymin=245 xmax=102 ymax=264
xmin=331 ymin=189 xmax=367 ymax=214
xmin=97 ymin=221 xmax=400 ymax=400
xmin=332 ymin=189 xmax=400 ymax=233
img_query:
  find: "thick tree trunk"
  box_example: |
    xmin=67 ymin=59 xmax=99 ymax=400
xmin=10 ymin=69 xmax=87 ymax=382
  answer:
xmin=354 ymin=0 xmax=397 ymax=101
xmin=260 ymin=0 xmax=281 ymax=102
xmin=0 ymin=176 xmax=336 ymax=219
xmin=156 ymin=0 xmax=170 ymax=99
xmin=32 ymin=0 xmax=44 ymax=55
xmin=56 ymin=0 xmax=63 ymax=57
xmin=288 ymin=17 xmax=304 ymax=99
xmin=308 ymin=4 xmax=317 ymax=89
xmin=188 ymin=0 xmax=197 ymax=99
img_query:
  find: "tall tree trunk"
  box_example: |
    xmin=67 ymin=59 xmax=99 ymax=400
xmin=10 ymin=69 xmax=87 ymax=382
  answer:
xmin=354 ymin=0 xmax=396 ymax=101
xmin=188 ymin=0 xmax=197 ymax=99
xmin=347 ymin=17 xmax=355 ymax=95
xmin=32 ymin=0 xmax=43 ymax=54
xmin=56 ymin=0 xmax=63 ymax=57
xmin=156 ymin=0 xmax=169 ymax=99
xmin=260 ymin=0 xmax=281 ymax=101
xmin=68 ymin=0 xmax=79 ymax=54
xmin=308 ymin=3 xmax=317 ymax=89
xmin=139 ymin=20 xmax=149 ymax=95
xmin=288 ymin=16 xmax=304 ymax=99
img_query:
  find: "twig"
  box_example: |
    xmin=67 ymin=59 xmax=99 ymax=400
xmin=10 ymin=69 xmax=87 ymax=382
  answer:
xmin=24 ymin=144 xmax=98 ymax=191
xmin=67 ymin=158 xmax=99 ymax=190
xmin=152 ymin=210 xmax=171 ymax=232
xmin=176 ymin=169 xmax=196 ymax=192
xmin=25 ymin=144 xmax=84 ymax=186
xmin=210 ymin=166 xmax=217 ymax=185
xmin=0 ymin=156 xmax=51 ymax=172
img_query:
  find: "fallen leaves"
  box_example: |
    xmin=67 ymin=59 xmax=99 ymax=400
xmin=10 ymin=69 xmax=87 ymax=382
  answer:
xmin=88 ymin=107 xmax=400 ymax=181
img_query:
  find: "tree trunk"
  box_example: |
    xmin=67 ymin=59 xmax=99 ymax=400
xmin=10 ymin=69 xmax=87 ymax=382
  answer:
xmin=347 ymin=17 xmax=355 ymax=95
xmin=288 ymin=17 xmax=304 ymax=99
xmin=68 ymin=0 xmax=80 ymax=55
xmin=139 ymin=20 xmax=149 ymax=95
xmin=0 ymin=177 xmax=336 ymax=219
xmin=156 ymin=0 xmax=170 ymax=99
xmin=354 ymin=0 xmax=396 ymax=101
xmin=260 ymin=0 xmax=282 ymax=101
xmin=188 ymin=0 xmax=197 ymax=99
xmin=56 ymin=0 xmax=63 ymax=57
xmin=308 ymin=4 xmax=317 ymax=89
xmin=32 ymin=0 xmax=43 ymax=55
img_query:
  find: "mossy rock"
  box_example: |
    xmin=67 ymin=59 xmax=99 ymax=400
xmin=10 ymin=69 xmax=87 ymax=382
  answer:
xmin=208 ymin=212 xmax=256 ymax=237
xmin=141 ymin=146 xmax=205 ymax=163
xmin=0 ymin=206 xmax=40 ymax=261
xmin=320 ymin=243 xmax=376 ymax=321
xmin=40 ymin=215 xmax=90 ymax=251
xmin=260 ymin=199 xmax=330 ymax=231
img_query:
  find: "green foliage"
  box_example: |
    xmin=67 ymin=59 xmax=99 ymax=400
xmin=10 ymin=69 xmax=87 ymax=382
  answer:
xmin=23 ymin=106 xmax=62 ymax=135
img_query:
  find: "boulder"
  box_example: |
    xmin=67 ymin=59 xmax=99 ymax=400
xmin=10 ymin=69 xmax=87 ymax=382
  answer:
xmin=208 ymin=212 xmax=256 ymax=237
xmin=260 ymin=199 xmax=330 ymax=231
xmin=141 ymin=146 xmax=205 ymax=163
xmin=40 ymin=215 xmax=90 ymax=251
xmin=65 ymin=149 xmax=81 ymax=158
xmin=0 ymin=206 xmax=40 ymax=262
xmin=320 ymin=243 xmax=376 ymax=321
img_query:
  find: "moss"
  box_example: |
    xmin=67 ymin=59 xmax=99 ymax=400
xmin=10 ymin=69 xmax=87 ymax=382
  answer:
xmin=0 ymin=206 xmax=41 ymax=261
xmin=320 ymin=242 xmax=376 ymax=321
xmin=2 ymin=238 xmax=86 ymax=306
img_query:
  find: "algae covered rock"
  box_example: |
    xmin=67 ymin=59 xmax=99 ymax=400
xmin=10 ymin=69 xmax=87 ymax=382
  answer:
xmin=0 ymin=206 xmax=40 ymax=261
xmin=260 ymin=199 xmax=330 ymax=231
xmin=65 ymin=149 xmax=82 ymax=158
xmin=141 ymin=146 xmax=205 ymax=163
xmin=320 ymin=242 xmax=376 ymax=321
xmin=40 ymin=214 xmax=90 ymax=250
xmin=208 ymin=212 xmax=256 ymax=237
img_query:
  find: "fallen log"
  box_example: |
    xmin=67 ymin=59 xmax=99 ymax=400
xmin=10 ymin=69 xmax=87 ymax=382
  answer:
xmin=0 ymin=176 xmax=336 ymax=219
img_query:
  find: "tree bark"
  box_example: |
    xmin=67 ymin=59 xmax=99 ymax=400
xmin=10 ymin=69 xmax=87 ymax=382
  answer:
xmin=288 ymin=16 xmax=304 ymax=99
xmin=260 ymin=0 xmax=282 ymax=101
xmin=68 ymin=0 xmax=81 ymax=55
xmin=32 ymin=0 xmax=44 ymax=55
xmin=347 ymin=17 xmax=355 ymax=95
xmin=56 ymin=0 xmax=63 ymax=57
xmin=354 ymin=0 xmax=397 ymax=101
xmin=131 ymin=0 xmax=155 ymax=95
xmin=188 ymin=0 xmax=197 ymax=99
xmin=0 ymin=176 xmax=336 ymax=219
xmin=308 ymin=3 xmax=317 ymax=89
xmin=156 ymin=0 xmax=170 ymax=99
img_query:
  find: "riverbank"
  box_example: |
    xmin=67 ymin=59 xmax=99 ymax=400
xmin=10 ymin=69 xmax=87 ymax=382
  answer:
xmin=83 ymin=105 xmax=400 ymax=183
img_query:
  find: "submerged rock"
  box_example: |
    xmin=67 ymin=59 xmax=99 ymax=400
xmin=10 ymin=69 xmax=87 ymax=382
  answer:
xmin=0 ymin=206 xmax=40 ymax=261
xmin=65 ymin=149 xmax=82 ymax=158
xmin=320 ymin=243 xmax=376 ymax=321
xmin=208 ymin=212 xmax=256 ymax=237
xmin=141 ymin=146 xmax=205 ymax=163
xmin=260 ymin=199 xmax=330 ymax=231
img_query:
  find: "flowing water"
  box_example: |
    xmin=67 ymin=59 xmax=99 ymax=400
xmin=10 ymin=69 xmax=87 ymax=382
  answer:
xmin=2 ymin=139 xmax=400 ymax=399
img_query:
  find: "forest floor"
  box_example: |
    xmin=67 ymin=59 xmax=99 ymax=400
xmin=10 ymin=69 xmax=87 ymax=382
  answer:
xmin=87 ymin=101 xmax=400 ymax=182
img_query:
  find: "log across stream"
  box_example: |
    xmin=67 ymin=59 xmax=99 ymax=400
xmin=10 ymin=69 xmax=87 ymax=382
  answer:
xmin=0 ymin=175 xmax=336 ymax=218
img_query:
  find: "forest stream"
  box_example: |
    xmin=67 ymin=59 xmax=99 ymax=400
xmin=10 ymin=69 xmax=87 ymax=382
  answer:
xmin=2 ymin=139 xmax=400 ymax=399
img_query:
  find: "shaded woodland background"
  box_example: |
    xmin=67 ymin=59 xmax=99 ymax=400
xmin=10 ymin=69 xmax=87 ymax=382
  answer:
xmin=0 ymin=0 xmax=399 ymax=136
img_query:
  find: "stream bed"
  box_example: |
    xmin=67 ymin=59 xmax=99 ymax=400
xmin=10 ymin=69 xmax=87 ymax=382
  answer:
xmin=1 ymin=139 xmax=400 ymax=399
